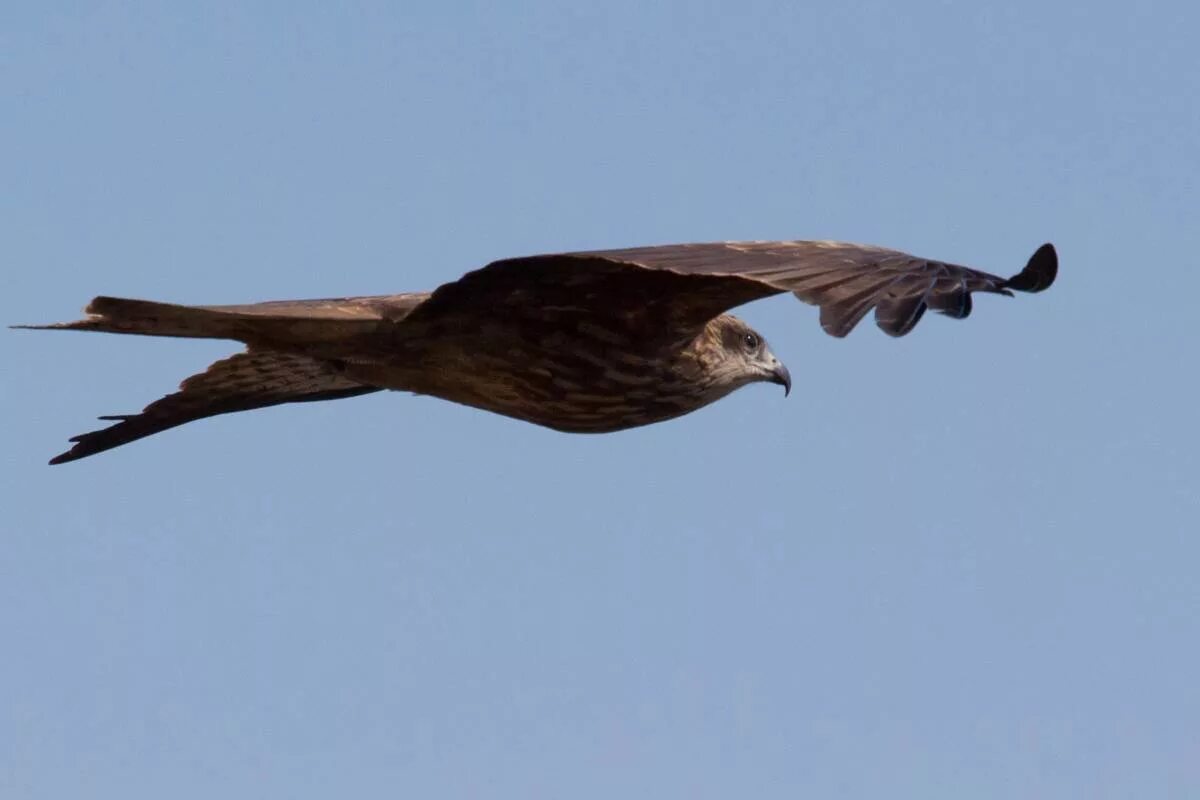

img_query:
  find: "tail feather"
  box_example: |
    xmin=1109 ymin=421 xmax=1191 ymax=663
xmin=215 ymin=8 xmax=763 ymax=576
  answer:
xmin=49 ymin=349 xmax=379 ymax=464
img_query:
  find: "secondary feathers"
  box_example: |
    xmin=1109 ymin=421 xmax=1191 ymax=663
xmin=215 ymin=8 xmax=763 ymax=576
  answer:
xmin=17 ymin=239 xmax=1057 ymax=464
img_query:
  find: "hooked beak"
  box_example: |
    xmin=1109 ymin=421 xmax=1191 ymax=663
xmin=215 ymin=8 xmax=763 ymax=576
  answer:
xmin=768 ymin=359 xmax=791 ymax=397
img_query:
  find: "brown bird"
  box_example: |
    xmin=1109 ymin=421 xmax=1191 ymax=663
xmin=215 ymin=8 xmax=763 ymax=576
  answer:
xmin=18 ymin=239 xmax=1057 ymax=464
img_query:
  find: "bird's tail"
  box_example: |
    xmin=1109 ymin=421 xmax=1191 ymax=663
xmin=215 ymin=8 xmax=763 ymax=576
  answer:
xmin=13 ymin=295 xmax=383 ymax=347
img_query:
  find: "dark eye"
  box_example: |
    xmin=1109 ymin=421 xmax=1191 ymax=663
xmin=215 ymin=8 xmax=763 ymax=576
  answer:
xmin=742 ymin=332 xmax=760 ymax=350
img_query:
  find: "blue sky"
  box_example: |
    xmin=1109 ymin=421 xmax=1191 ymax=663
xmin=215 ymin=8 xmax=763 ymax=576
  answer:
xmin=3 ymin=2 xmax=1197 ymax=797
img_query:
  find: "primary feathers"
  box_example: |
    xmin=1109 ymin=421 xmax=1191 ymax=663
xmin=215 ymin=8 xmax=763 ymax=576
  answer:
xmin=18 ymin=239 xmax=1057 ymax=464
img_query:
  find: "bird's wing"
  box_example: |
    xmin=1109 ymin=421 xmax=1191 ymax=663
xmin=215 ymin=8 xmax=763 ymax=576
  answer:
xmin=195 ymin=293 xmax=429 ymax=322
xmin=49 ymin=349 xmax=377 ymax=464
xmin=407 ymin=241 xmax=1056 ymax=340
xmin=21 ymin=292 xmax=429 ymax=345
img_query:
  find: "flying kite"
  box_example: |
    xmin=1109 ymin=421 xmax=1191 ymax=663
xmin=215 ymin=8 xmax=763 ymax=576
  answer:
xmin=19 ymin=240 xmax=1057 ymax=464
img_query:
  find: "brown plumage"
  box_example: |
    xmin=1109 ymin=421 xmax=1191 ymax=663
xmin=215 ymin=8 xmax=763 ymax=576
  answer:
xmin=16 ymin=239 xmax=1057 ymax=464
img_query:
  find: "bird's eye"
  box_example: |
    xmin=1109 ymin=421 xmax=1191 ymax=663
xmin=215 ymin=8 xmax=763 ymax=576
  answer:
xmin=742 ymin=332 xmax=760 ymax=350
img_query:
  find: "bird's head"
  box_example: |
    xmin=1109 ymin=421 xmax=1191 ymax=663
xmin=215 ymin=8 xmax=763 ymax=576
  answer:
xmin=695 ymin=315 xmax=791 ymax=397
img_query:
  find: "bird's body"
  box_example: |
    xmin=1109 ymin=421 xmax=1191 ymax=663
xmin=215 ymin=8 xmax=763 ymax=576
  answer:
xmin=17 ymin=239 xmax=1056 ymax=463
xmin=351 ymin=313 xmax=777 ymax=434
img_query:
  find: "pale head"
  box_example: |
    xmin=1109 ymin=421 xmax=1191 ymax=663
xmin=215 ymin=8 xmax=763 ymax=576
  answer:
xmin=690 ymin=315 xmax=792 ymax=399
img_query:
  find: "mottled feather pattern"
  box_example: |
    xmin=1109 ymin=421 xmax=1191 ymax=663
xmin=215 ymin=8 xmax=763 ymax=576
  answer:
xmin=22 ymin=239 xmax=1056 ymax=462
xmin=575 ymin=240 xmax=1056 ymax=337
xmin=49 ymin=350 xmax=376 ymax=464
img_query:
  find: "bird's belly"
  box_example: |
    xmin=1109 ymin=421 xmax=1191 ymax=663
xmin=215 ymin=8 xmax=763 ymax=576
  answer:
xmin=438 ymin=360 xmax=702 ymax=433
xmin=348 ymin=331 xmax=708 ymax=432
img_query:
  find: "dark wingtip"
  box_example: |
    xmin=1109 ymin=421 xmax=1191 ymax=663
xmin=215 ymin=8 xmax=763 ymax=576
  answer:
xmin=49 ymin=433 xmax=106 ymax=465
xmin=49 ymin=436 xmax=92 ymax=464
xmin=1005 ymin=243 xmax=1057 ymax=293
xmin=49 ymin=415 xmax=133 ymax=464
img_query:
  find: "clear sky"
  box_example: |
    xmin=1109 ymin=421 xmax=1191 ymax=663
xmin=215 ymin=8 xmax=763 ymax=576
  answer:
xmin=3 ymin=2 xmax=1197 ymax=797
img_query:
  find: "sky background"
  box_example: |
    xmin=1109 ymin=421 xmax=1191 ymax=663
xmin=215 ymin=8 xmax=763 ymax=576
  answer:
xmin=2 ymin=2 xmax=1198 ymax=797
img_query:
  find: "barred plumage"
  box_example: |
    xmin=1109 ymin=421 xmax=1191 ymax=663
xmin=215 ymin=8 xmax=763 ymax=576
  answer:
xmin=15 ymin=239 xmax=1056 ymax=463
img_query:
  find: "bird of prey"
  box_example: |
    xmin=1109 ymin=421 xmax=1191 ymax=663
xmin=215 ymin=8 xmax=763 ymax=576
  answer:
xmin=18 ymin=239 xmax=1056 ymax=464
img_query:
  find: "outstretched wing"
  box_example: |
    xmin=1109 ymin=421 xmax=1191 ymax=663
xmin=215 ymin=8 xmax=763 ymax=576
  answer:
xmin=408 ymin=241 xmax=1056 ymax=340
xmin=20 ymin=292 xmax=429 ymax=346
xmin=50 ymin=349 xmax=377 ymax=464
